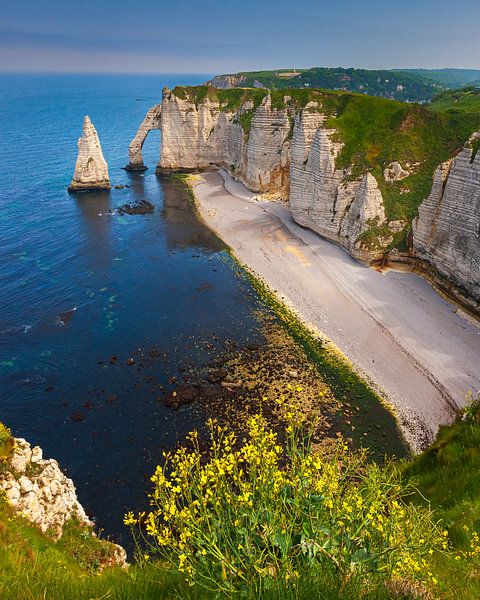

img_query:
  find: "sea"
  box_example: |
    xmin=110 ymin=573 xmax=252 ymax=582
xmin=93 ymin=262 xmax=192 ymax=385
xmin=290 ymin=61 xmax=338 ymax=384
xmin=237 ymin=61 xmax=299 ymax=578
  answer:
xmin=0 ymin=74 xmax=269 ymax=546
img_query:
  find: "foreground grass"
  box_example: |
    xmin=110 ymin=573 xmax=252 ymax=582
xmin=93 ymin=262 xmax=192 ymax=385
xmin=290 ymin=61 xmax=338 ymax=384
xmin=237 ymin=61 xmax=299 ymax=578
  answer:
xmin=0 ymin=497 xmax=192 ymax=600
xmin=403 ymin=402 xmax=480 ymax=599
xmin=0 ymin=495 xmax=396 ymax=600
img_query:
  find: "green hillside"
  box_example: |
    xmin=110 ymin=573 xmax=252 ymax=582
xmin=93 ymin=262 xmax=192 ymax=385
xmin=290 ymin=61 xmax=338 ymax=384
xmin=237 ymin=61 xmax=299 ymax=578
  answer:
xmin=398 ymin=68 xmax=480 ymax=89
xmin=209 ymin=67 xmax=443 ymax=102
xmin=209 ymin=67 xmax=480 ymax=103
xmin=429 ymin=87 xmax=480 ymax=114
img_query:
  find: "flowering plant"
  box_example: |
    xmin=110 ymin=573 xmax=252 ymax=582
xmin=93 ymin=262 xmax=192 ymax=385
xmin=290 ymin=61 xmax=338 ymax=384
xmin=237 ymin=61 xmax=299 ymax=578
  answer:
xmin=126 ymin=395 xmax=448 ymax=595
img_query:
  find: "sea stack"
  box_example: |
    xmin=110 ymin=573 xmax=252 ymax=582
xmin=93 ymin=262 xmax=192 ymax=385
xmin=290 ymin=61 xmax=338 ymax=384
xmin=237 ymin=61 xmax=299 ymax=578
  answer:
xmin=68 ymin=116 xmax=111 ymax=192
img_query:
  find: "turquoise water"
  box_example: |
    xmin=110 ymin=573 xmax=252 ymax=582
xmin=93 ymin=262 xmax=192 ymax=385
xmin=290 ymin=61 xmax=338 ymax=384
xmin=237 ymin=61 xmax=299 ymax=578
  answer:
xmin=0 ymin=74 xmax=268 ymax=545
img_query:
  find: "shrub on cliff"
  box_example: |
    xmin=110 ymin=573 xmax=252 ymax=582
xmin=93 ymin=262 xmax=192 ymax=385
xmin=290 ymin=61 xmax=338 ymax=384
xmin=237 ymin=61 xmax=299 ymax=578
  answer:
xmin=0 ymin=422 xmax=13 ymax=463
xmin=126 ymin=397 xmax=448 ymax=597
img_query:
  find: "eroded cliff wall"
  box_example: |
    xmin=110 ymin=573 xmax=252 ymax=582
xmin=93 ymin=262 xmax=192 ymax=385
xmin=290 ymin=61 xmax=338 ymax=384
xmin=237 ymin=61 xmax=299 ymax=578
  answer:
xmin=157 ymin=90 xmax=291 ymax=195
xmin=413 ymin=134 xmax=480 ymax=305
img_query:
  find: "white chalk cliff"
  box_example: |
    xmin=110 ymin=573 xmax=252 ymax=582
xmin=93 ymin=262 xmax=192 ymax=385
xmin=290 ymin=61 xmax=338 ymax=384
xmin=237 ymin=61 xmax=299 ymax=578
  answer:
xmin=1 ymin=437 xmax=91 ymax=539
xmin=126 ymin=103 xmax=162 ymax=171
xmin=69 ymin=116 xmax=110 ymax=191
xmin=129 ymin=88 xmax=480 ymax=308
xmin=413 ymin=133 xmax=480 ymax=306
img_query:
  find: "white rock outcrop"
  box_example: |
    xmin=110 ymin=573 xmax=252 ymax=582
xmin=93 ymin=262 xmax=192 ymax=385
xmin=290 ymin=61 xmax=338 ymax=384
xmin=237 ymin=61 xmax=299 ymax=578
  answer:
xmin=156 ymin=89 xmax=292 ymax=195
xmin=1 ymin=437 xmax=92 ymax=539
xmin=128 ymin=90 xmax=391 ymax=260
xmin=126 ymin=103 xmax=162 ymax=170
xmin=69 ymin=116 xmax=110 ymax=191
xmin=384 ymin=161 xmax=410 ymax=182
xmin=413 ymin=133 xmax=480 ymax=305
xmin=289 ymin=109 xmax=388 ymax=260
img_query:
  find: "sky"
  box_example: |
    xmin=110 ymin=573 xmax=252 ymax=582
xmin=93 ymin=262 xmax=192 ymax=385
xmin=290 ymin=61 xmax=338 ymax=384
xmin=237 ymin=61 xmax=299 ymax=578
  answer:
xmin=0 ymin=0 xmax=479 ymax=74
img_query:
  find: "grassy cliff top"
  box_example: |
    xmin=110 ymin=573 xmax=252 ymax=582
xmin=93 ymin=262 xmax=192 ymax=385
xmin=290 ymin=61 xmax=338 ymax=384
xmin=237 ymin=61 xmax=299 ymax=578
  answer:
xmin=207 ymin=67 xmax=480 ymax=102
xmin=207 ymin=67 xmax=446 ymax=102
xmin=429 ymin=87 xmax=480 ymax=114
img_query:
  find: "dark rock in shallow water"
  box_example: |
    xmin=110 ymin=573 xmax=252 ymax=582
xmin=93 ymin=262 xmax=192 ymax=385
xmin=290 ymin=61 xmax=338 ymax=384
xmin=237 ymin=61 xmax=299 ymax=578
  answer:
xmin=207 ymin=369 xmax=228 ymax=384
xmin=163 ymin=385 xmax=198 ymax=409
xmin=118 ymin=199 xmax=154 ymax=215
xmin=70 ymin=411 xmax=85 ymax=422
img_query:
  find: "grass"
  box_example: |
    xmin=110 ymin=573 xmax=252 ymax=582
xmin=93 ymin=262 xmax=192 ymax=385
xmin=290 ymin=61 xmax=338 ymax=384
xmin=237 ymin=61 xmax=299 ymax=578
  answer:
xmin=429 ymin=87 xmax=480 ymax=114
xmin=402 ymin=400 xmax=480 ymax=599
xmin=0 ymin=495 xmax=409 ymax=599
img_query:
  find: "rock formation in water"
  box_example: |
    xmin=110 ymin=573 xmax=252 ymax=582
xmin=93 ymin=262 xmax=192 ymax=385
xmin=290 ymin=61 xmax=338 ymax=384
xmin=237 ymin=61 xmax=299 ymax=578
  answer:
xmin=68 ymin=116 xmax=110 ymax=191
xmin=129 ymin=87 xmax=480 ymax=308
xmin=125 ymin=103 xmax=162 ymax=171
xmin=412 ymin=133 xmax=480 ymax=307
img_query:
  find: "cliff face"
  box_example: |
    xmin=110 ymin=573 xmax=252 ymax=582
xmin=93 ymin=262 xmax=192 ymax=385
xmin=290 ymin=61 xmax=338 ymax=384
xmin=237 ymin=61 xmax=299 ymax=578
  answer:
xmin=157 ymin=90 xmax=291 ymax=195
xmin=126 ymin=103 xmax=162 ymax=171
xmin=129 ymin=87 xmax=480 ymax=307
xmin=413 ymin=134 xmax=480 ymax=305
xmin=0 ymin=434 xmax=127 ymax=564
xmin=69 ymin=116 xmax=110 ymax=191
xmin=149 ymin=88 xmax=391 ymax=260
xmin=289 ymin=109 xmax=389 ymax=260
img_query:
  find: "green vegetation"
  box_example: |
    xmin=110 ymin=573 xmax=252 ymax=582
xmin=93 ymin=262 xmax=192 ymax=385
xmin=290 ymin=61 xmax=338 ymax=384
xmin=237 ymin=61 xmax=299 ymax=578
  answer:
xmin=172 ymin=85 xmax=268 ymax=112
xmin=403 ymin=397 xmax=480 ymax=599
xmin=397 ymin=69 xmax=480 ymax=89
xmin=209 ymin=67 xmax=480 ymax=102
xmin=429 ymin=87 xmax=480 ymax=114
xmin=209 ymin=67 xmax=449 ymax=102
xmin=324 ymin=92 xmax=480 ymax=221
xmin=128 ymin=407 xmax=445 ymax=597
xmin=0 ymin=495 xmax=194 ymax=599
xmin=0 ymin=423 xmax=12 ymax=461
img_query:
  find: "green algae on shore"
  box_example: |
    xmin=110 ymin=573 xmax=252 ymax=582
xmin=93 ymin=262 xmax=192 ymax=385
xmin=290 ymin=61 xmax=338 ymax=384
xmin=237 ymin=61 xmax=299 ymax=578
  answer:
xmin=175 ymin=173 xmax=409 ymax=460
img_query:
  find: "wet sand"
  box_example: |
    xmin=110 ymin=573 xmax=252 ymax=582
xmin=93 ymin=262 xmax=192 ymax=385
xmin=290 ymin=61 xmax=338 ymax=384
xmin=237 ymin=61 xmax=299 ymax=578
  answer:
xmin=190 ymin=170 xmax=480 ymax=452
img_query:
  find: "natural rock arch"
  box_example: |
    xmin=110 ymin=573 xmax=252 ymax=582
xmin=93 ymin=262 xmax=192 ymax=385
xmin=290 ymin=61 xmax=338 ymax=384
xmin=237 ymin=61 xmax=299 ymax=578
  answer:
xmin=125 ymin=103 xmax=162 ymax=171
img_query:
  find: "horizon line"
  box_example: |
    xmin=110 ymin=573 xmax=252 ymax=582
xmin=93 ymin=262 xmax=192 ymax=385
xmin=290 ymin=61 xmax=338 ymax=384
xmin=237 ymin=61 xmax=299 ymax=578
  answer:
xmin=0 ymin=66 xmax=479 ymax=77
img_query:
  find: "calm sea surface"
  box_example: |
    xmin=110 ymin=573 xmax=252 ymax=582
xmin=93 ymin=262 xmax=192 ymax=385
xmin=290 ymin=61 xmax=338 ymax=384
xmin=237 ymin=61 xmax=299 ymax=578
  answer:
xmin=0 ymin=74 xmax=268 ymax=545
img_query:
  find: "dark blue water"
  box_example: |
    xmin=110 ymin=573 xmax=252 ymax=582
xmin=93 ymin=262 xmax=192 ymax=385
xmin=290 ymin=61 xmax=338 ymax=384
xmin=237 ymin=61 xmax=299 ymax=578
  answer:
xmin=0 ymin=74 xmax=268 ymax=545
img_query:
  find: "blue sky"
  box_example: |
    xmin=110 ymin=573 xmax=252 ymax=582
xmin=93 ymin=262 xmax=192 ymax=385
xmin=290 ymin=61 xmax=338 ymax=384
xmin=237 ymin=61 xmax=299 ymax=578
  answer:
xmin=1 ymin=0 xmax=479 ymax=73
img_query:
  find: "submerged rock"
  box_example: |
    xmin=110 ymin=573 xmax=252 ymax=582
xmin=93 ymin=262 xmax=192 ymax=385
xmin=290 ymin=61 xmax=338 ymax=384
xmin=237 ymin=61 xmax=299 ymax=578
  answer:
xmin=163 ymin=385 xmax=198 ymax=409
xmin=118 ymin=199 xmax=154 ymax=215
xmin=68 ymin=116 xmax=110 ymax=192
